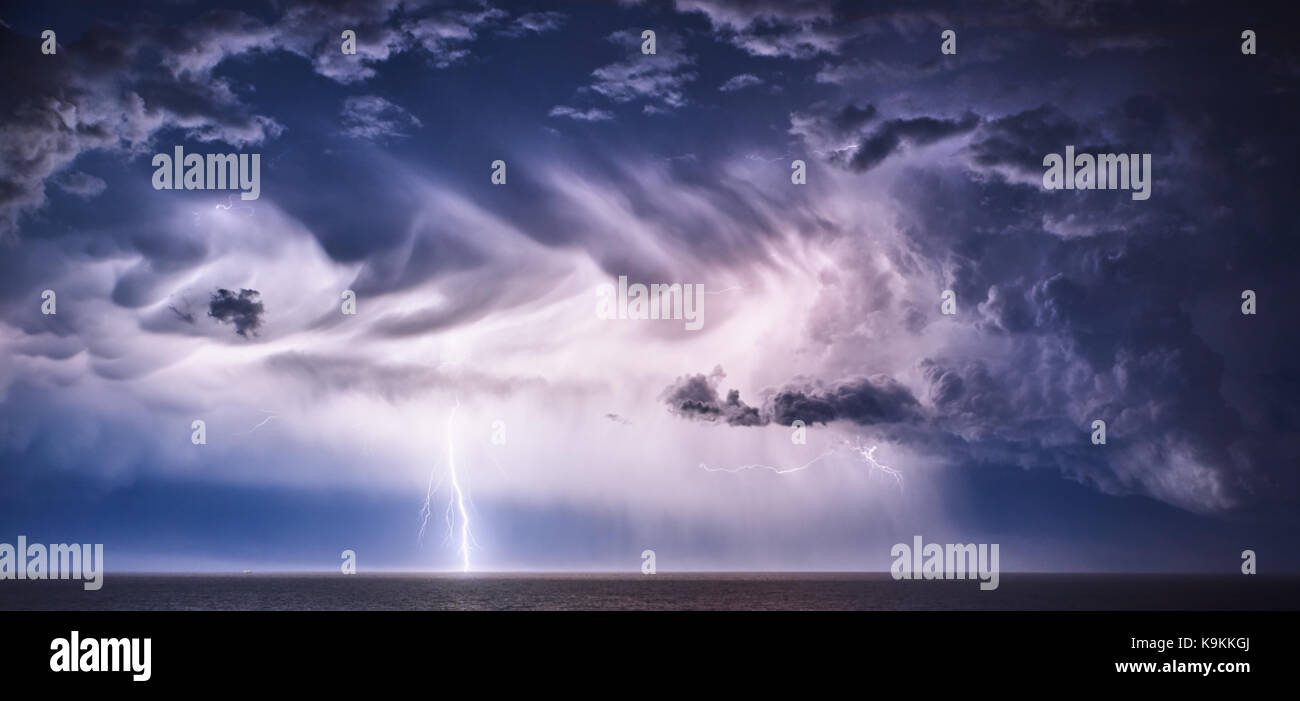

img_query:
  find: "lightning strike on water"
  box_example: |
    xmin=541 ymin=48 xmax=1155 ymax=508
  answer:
xmin=416 ymin=462 xmax=444 ymax=544
xmin=418 ymin=399 xmax=475 ymax=572
xmin=446 ymin=400 xmax=472 ymax=571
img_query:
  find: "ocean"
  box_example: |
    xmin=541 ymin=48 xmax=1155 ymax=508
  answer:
xmin=2 ymin=573 xmax=1296 ymax=611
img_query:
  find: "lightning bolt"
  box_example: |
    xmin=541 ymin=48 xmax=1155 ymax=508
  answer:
xmin=214 ymin=194 xmax=255 ymax=216
xmin=848 ymin=440 xmax=903 ymax=489
xmin=699 ymin=448 xmax=836 ymax=474
xmin=699 ymin=440 xmax=903 ymax=490
xmin=235 ymin=411 xmax=277 ymax=435
xmin=416 ymin=461 xmax=444 ymax=544
xmin=418 ymin=398 xmax=475 ymax=572
xmin=447 ymin=400 xmax=474 ymax=571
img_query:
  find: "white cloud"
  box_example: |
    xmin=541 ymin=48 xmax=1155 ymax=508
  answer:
xmin=548 ymin=105 xmax=615 ymax=122
xmin=719 ymin=73 xmax=763 ymax=92
xmin=341 ymin=96 xmax=423 ymax=140
xmin=585 ymin=30 xmax=697 ymax=111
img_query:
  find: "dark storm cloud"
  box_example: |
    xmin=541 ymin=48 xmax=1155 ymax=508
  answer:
xmin=3 ymin=0 xmax=1298 ymax=524
xmin=579 ymin=0 xmax=1299 ymax=521
xmin=0 ymin=0 xmax=666 ymax=370
xmin=667 ymin=4 xmax=1298 ymax=513
xmin=880 ymin=46 xmax=1299 ymax=511
xmin=920 ymin=360 xmax=966 ymax=406
xmin=662 ymin=368 xmax=919 ymax=427
xmin=902 ymin=220 xmax=1248 ymax=511
xmin=208 ymin=288 xmax=265 ymax=338
xmin=0 ymin=1 xmax=562 ymax=241
xmin=788 ymin=101 xmax=879 ymax=152
xmin=829 ymin=103 xmax=878 ymax=132
xmin=661 ymin=367 xmax=765 ymax=426
xmin=0 ymin=18 xmax=277 ymax=242
xmin=769 ymin=376 xmax=920 ymax=426
xmin=964 ymin=106 xmax=1080 ymax=177
xmin=839 ymin=112 xmax=980 ymax=172
xmin=790 ymin=102 xmax=978 ymax=172
xmin=963 ymin=101 xmax=1172 ymax=184
xmin=974 ymin=283 xmax=1035 ymax=335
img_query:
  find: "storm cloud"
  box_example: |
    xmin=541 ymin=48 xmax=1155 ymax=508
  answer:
xmin=661 ymin=367 xmax=765 ymax=426
xmin=208 ymin=288 xmax=265 ymax=338
xmin=2 ymin=0 xmax=1298 ymax=574
xmin=662 ymin=369 xmax=919 ymax=428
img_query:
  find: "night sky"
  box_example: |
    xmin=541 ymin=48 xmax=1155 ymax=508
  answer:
xmin=1 ymin=0 xmax=1297 ymax=573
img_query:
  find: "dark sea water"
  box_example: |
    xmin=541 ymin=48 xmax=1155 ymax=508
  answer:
xmin=2 ymin=573 xmax=1296 ymax=611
